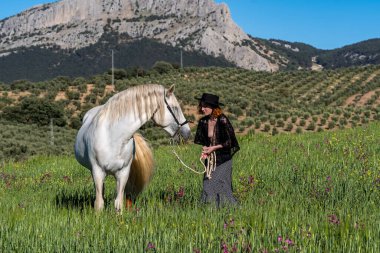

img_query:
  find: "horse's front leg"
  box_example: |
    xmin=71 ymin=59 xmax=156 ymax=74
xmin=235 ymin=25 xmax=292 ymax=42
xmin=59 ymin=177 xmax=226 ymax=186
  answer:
xmin=114 ymin=163 xmax=132 ymax=213
xmin=92 ymin=165 xmax=106 ymax=212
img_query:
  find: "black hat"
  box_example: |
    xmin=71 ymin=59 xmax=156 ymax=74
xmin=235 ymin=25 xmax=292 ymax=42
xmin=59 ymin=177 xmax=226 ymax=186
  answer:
xmin=195 ymin=93 xmax=224 ymax=108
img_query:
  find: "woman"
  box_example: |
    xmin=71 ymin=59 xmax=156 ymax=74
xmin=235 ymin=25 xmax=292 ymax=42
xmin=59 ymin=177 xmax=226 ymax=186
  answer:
xmin=194 ymin=93 xmax=240 ymax=207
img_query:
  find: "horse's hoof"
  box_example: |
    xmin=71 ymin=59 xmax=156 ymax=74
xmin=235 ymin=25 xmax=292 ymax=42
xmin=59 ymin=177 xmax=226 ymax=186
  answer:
xmin=126 ymin=198 xmax=133 ymax=210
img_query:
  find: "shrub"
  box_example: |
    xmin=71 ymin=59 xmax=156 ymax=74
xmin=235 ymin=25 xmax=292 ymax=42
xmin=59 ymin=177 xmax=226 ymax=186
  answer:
xmin=343 ymin=112 xmax=351 ymax=118
xmin=254 ymin=121 xmax=261 ymax=129
xmin=67 ymin=91 xmax=81 ymax=100
xmin=276 ymin=119 xmax=285 ymax=127
xmin=295 ymin=127 xmax=303 ymax=134
xmin=263 ymin=124 xmax=270 ymax=132
xmin=2 ymin=97 xmax=66 ymax=126
xmin=327 ymin=121 xmax=335 ymax=129
xmin=229 ymin=105 xmax=243 ymax=117
xmin=152 ymin=61 xmax=174 ymax=74
xmin=339 ymin=118 xmax=347 ymax=126
xmin=351 ymin=115 xmax=360 ymax=122
xmin=260 ymin=115 xmax=268 ymax=122
xmin=275 ymin=113 xmax=282 ymax=119
xmin=285 ymin=123 xmax=293 ymax=131
xmin=70 ymin=116 xmax=82 ymax=129
xmin=306 ymin=121 xmax=316 ymax=131
xmin=85 ymin=94 xmax=97 ymax=104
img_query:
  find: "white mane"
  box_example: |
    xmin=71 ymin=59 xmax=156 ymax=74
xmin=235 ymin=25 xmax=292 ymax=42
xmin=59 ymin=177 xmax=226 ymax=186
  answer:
xmin=96 ymin=84 xmax=168 ymax=123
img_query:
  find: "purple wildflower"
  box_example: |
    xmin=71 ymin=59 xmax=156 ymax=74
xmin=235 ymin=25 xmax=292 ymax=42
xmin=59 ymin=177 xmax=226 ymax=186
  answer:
xmin=145 ymin=242 xmax=156 ymax=251
xmin=176 ymin=186 xmax=185 ymax=198
xmin=328 ymin=214 xmax=340 ymax=225
xmin=220 ymin=241 xmax=229 ymax=253
xmin=285 ymin=238 xmax=293 ymax=246
xmin=248 ymin=175 xmax=255 ymax=185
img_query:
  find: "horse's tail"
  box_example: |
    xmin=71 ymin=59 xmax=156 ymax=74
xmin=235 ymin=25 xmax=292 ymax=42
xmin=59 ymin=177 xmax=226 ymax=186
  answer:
xmin=126 ymin=133 xmax=154 ymax=198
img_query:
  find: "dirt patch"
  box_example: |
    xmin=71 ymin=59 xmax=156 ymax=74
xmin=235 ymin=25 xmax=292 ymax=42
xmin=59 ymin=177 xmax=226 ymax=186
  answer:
xmin=344 ymin=88 xmax=380 ymax=107
xmin=356 ymin=90 xmax=378 ymax=106
xmin=79 ymin=84 xmax=95 ymax=103
xmin=1 ymin=91 xmax=31 ymax=101
xmin=55 ymin=91 xmax=67 ymax=101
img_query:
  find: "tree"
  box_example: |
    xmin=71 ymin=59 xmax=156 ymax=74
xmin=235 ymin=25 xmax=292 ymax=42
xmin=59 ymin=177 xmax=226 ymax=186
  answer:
xmin=152 ymin=61 xmax=174 ymax=74
xmin=2 ymin=97 xmax=66 ymax=126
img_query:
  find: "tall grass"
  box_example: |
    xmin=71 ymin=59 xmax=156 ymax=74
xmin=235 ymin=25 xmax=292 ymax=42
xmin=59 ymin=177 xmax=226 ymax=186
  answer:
xmin=1 ymin=123 xmax=379 ymax=252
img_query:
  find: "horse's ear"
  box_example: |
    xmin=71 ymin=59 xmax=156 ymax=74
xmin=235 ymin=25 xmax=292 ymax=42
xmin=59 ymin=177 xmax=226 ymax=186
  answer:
xmin=167 ymin=84 xmax=175 ymax=97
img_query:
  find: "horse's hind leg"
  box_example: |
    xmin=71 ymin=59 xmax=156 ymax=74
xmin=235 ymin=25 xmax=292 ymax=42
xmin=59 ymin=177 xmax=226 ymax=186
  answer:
xmin=92 ymin=166 xmax=106 ymax=211
xmin=114 ymin=164 xmax=132 ymax=213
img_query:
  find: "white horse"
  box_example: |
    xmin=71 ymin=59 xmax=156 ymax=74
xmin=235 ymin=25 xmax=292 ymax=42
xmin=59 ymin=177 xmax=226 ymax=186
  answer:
xmin=74 ymin=84 xmax=191 ymax=212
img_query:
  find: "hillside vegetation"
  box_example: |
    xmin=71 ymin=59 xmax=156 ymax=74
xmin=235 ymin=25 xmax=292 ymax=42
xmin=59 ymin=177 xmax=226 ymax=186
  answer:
xmin=0 ymin=32 xmax=234 ymax=83
xmin=317 ymin=39 xmax=380 ymax=68
xmin=1 ymin=65 xmax=380 ymax=160
xmin=1 ymin=124 xmax=379 ymax=252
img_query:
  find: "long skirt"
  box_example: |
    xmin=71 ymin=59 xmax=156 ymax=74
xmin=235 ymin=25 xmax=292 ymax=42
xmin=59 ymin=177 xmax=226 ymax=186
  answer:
xmin=201 ymin=159 xmax=238 ymax=207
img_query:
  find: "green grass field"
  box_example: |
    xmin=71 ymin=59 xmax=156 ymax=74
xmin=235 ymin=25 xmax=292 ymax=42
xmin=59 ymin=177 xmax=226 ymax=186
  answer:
xmin=1 ymin=123 xmax=379 ymax=252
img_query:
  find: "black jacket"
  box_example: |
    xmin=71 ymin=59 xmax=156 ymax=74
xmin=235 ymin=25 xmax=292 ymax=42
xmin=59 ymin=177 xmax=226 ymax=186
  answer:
xmin=194 ymin=114 xmax=240 ymax=165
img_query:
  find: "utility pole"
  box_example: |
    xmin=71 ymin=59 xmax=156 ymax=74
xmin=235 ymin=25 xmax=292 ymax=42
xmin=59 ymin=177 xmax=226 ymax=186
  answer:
xmin=112 ymin=49 xmax=114 ymax=86
xmin=179 ymin=46 xmax=183 ymax=69
xmin=50 ymin=118 xmax=54 ymax=146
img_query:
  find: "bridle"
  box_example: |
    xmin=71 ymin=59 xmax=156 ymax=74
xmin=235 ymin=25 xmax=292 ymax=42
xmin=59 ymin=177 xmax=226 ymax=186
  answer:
xmin=163 ymin=89 xmax=191 ymax=137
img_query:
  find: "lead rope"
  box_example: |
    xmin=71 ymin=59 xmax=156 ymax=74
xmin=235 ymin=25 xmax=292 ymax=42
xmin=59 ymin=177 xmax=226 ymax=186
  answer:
xmin=171 ymin=149 xmax=216 ymax=179
xmin=170 ymin=118 xmax=217 ymax=179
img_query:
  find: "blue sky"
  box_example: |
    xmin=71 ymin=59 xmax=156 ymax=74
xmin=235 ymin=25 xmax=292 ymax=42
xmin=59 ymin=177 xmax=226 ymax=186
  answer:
xmin=1 ymin=0 xmax=379 ymax=50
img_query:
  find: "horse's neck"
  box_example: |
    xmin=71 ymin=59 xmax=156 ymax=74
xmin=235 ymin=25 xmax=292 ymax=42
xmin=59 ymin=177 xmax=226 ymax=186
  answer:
xmin=107 ymin=106 xmax=154 ymax=139
xmin=100 ymin=89 xmax=161 ymax=139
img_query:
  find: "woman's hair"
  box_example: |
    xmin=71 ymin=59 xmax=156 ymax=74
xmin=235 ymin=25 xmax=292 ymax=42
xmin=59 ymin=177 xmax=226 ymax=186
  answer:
xmin=211 ymin=107 xmax=223 ymax=118
xmin=198 ymin=103 xmax=223 ymax=117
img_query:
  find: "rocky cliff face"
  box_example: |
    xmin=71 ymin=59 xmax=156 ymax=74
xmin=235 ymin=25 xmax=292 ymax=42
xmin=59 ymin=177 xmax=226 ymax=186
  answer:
xmin=0 ymin=0 xmax=279 ymax=71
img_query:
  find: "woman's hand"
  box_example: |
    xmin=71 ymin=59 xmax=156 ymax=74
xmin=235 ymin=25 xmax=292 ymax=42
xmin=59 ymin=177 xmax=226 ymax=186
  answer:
xmin=200 ymin=152 xmax=208 ymax=159
xmin=202 ymin=145 xmax=222 ymax=154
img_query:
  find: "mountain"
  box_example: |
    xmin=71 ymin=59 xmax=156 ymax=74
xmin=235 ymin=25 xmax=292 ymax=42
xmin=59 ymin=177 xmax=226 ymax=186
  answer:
xmin=255 ymin=38 xmax=322 ymax=70
xmin=0 ymin=32 xmax=235 ymax=82
xmin=316 ymin=39 xmax=380 ymax=68
xmin=0 ymin=0 xmax=379 ymax=83
xmin=254 ymin=38 xmax=380 ymax=71
xmin=0 ymin=0 xmax=282 ymax=83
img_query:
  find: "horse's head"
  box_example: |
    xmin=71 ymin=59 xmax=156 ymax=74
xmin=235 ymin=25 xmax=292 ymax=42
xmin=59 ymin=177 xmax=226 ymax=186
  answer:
xmin=152 ymin=85 xmax=191 ymax=141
